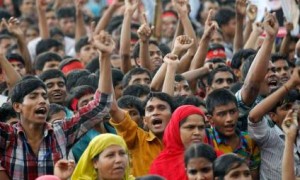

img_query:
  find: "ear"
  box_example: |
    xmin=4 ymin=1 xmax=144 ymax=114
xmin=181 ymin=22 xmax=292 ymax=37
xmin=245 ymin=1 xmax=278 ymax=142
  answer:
xmin=143 ymin=116 xmax=148 ymax=127
xmin=206 ymin=114 xmax=215 ymax=127
xmin=13 ymin=102 xmax=22 ymax=114
xmin=93 ymin=159 xmax=98 ymax=169
xmin=233 ymin=69 xmax=240 ymax=79
xmin=268 ymin=112 xmax=278 ymax=124
xmin=135 ymin=58 xmax=141 ymax=66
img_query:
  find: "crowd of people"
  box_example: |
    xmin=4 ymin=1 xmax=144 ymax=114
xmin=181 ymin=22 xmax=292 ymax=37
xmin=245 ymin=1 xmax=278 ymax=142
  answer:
xmin=0 ymin=0 xmax=300 ymax=179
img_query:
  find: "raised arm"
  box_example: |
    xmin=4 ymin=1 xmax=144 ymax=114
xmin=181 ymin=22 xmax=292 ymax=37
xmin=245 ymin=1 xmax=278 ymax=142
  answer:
xmin=172 ymin=0 xmax=197 ymax=53
xmin=138 ymin=13 xmax=154 ymax=71
xmin=243 ymin=4 xmax=257 ymax=43
xmin=0 ymin=48 xmax=21 ymax=90
xmin=241 ymin=12 xmax=279 ymax=106
xmin=36 ymin=0 xmax=49 ymax=39
xmin=120 ymin=0 xmax=139 ymax=73
xmin=75 ymin=0 xmax=87 ymax=42
xmin=3 ymin=18 xmax=33 ymax=74
xmin=189 ymin=10 xmax=217 ymax=70
xmin=233 ymin=0 xmax=246 ymax=53
xmin=243 ymin=22 xmax=263 ymax=49
xmin=279 ymin=22 xmax=294 ymax=57
xmin=94 ymin=0 xmax=124 ymax=35
xmin=249 ymin=67 xmax=300 ymax=123
xmin=282 ymin=110 xmax=298 ymax=180
xmin=162 ymin=53 xmax=179 ymax=96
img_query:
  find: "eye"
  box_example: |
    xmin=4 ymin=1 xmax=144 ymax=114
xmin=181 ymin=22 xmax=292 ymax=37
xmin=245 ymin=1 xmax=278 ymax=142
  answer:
xmin=188 ymin=169 xmax=198 ymax=175
xmin=215 ymin=79 xmax=223 ymax=84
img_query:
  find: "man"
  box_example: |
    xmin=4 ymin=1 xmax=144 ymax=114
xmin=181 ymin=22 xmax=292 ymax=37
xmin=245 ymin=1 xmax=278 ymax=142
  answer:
xmin=122 ymin=67 xmax=152 ymax=89
xmin=75 ymin=37 xmax=98 ymax=66
xmin=206 ymin=89 xmax=260 ymax=179
xmin=110 ymin=92 xmax=175 ymax=176
xmin=271 ymin=53 xmax=291 ymax=85
xmin=0 ymin=31 xmax=113 ymax=179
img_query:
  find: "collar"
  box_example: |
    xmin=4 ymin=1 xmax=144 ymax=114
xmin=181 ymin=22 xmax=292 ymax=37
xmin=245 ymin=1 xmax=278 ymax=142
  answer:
xmin=16 ymin=122 xmax=54 ymax=138
xmin=146 ymin=130 xmax=158 ymax=141
xmin=212 ymin=128 xmax=247 ymax=148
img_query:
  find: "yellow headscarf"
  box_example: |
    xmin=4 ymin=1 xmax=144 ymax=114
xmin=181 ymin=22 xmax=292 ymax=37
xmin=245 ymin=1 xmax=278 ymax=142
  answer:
xmin=71 ymin=134 xmax=134 ymax=180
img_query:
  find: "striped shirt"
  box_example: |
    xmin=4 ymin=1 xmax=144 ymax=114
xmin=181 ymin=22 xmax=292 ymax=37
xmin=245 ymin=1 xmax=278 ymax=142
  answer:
xmin=248 ymin=115 xmax=300 ymax=180
xmin=206 ymin=128 xmax=261 ymax=170
xmin=0 ymin=91 xmax=112 ymax=180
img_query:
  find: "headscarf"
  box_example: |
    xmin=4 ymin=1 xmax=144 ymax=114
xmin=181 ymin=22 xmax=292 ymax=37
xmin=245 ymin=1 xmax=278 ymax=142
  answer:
xmin=149 ymin=105 xmax=206 ymax=180
xmin=36 ymin=175 xmax=60 ymax=180
xmin=71 ymin=134 xmax=133 ymax=180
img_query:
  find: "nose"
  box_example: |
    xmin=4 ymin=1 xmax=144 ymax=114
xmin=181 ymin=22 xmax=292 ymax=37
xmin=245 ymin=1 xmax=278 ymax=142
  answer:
xmin=222 ymin=82 xmax=230 ymax=89
xmin=196 ymin=173 xmax=206 ymax=180
xmin=225 ymin=113 xmax=234 ymax=123
xmin=115 ymin=154 xmax=123 ymax=163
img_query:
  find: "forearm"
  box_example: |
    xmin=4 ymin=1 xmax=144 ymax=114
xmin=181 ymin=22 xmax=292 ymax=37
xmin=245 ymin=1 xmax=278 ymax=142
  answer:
xmin=75 ymin=10 xmax=87 ymax=42
xmin=110 ymin=108 xmax=126 ymax=124
xmin=162 ymin=64 xmax=177 ymax=96
xmin=139 ymin=41 xmax=152 ymax=70
xmin=180 ymin=15 xmax=197 ymax=52
xmin=279 ymin=34 xmax=291 ymax=56
xmin=182 ymin=67 xmax=209 ymax=81
xmin=17 ymin=36 xmax=33 ymax=74
xmin=95 ymin=5 xmax=118 ymax=34
xmin=282 ymin=139 xmax=296 ymax=180
xmin=120 ymin=55 xmax=132 ymax=74
xmin=37 ymin=8 xmax=49 ymax=39
xmin=189 ymin=37 xmax=209 ymax=70
xmin=0 ymin=55 xmax=21 ymax=89
xmin=243 ymin=31 xmax=260 ymax=49
xmin=243 ymin=20 xmax=252 ymax=44
xmin=153 ymin=0 xmax=163 ymax=40
xmin=233 ymin=16 xmax=244 ymax=53
xmin=177 ymin=51 xmax=193 ymax=73
xmin=99 ymin=54 xmax=112 ymax=94
xmin=171 ymin=21 xmax=184 ymax=49
xmin=150 ymin=63 xmax=167 ymax=91
xmin=120 ymin=12 xmax=132 ymax=60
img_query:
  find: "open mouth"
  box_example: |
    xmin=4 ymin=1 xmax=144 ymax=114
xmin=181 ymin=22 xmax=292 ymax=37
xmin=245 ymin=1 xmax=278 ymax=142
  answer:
xmin=152 ymin=118 xmax=163 ymax=128
xmin=35 ymin=107 xmax=47 ymax=116
xmin=281 ymin=77 xmax=289 ymax=83
xmin=268 ymin=79 xmax=278 ymax=88
xmin=52 ymin=92 xmax=62 ymax=99
xmin=224 ymin=124 xmax=235 ymax=132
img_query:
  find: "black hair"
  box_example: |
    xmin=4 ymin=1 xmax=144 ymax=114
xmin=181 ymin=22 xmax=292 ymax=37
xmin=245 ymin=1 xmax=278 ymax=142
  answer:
xmin=132 ymin=40 xmax=160 ymax=59
xmin=207 ymin=58 xmax=226 ymax=65
xmin=85 ymin=57 xmax=99 ymax=73
xmin=123 ymin=84 xmax=150 ymax=99
xmin=56 ymin=6 xmax=75 ymax=20
xmin=36 ymin=38 xmax=63 ymax=56
xmin=66 ymin=85 xmax=96 ymax=111
xmin=112 ymin=68 xmax=124 ymax=88
xmin=74 ymin=73 xmax=99 ymax=90
xmin=144 ymin=92 xmax=176 ymax=112
xmin=117 ymin=95 xmax=144 ymax=116
xmin=269 ymin=89 xmax=299 ymax=113
xmin=158 ymin=43 xmax=171 ymax=57
xmin=206 ymin=88 xmax=237 ymax=115
xmin=231 ymin=49 xmax=256 ymax=69
xmin=196 ymin=0 xmax=218 ymax=23
xmin=0 ymin=34 xmax=12 ymax=42
xmin=75 ymin=36 xmax=90 ymax=53
xmin=175 ymin=74 xmax=186 ymax=82
xmin=122 ymin=67 xmax=152 ymax=88
xmin=207 ymin=66 xmax=236 ymax=87
xmin=35 ymin=52 xmax=62 ymax=71
xmin=178 ymin=96 xmax=206 ymax=107
xmin=214 ymin=7 xmax=235 ymax=27
xmin=271 ymin=53 xmax=288 ymax=63
xmin=0 ymin=8 xmax=12 ymax=20
xmin=229 ymin=82 xmax=243 ymax=94
xmin=10 ymin=76 xmax=47 ymax=104
xmin=6 ymin=53 xmax=25 ymax=65
xmin=46 ymin=103 xmax=66 ymax=122
xmin=241 ymin=54 xmax=256 ymax=81
xmin=38 ymin=69 xmax=66 ymax=83
xmin=0 ymin=102 xmax=17 ymax=123
xmin=106 ymin=15 xmax=124 ymax=34
xmin=184 ymin=143 xmax=217 ymax=167
xmin=50 ymin=27 xmax=64 ymax=37
xmin=66 ymin=69 xmax=91 ymax=91
xmin=213 ymin=154 xmax=248 ymax=179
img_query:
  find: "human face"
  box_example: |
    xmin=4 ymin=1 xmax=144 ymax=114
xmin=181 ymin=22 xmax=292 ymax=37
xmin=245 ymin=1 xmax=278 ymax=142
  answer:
xmin=149 ymin=44 xmax=163 ymax=69
xmin=186 ymin=157 xmax=214 ymax=180
xmin=210 ymin=31 xmax=224 ymax=45
xmin=209 ymin=102 xmax=239 ymax=137
xmin=46 ymin=11 xmax=58 ymax=28
xmin=25 ymin=28 xmax=39 ymax=43
xmin=111 ymin=54 xmax=121 ymax=69
xmin=223 ymin=19 xmax=236 ymax=38
xmin=0 ymin=38 xmax=13 ymax=55
xmin=43 ymin=60 xmax=60 ymax=71
xmin=260 ymin=62 xmax=279 ymax=96
xmin=273 ymin=60 xmax=290 ymax=84
xmin=4 ymin=0 xmax=15 ymax=16
xmin=129 ymin=73 xmax=151 ymax=87
xmin=14 ymin=88 xmax=49 ymax=125
xmin=123 ymin=107 xmax=142 ymax=127
xmin=78 ymin=93 xmax=94 ymax=109
xmin=223 ymin=163 xmax=251 ymax=180
xmin=162 ymin=15 xmax=177 ymax=39
xmin=49 ymin=46 xmax=65 ymax=58
xmin=48 ymin=110 xmax=66 ymax=124
xmin=93 ymin=145 xmax=129 ymax=180
xmin=114 ymin=84 xmax=123 ymax=100
xmin=20 ymin=0 xmax=35 ymax=16
xmin=144 ymin=97 xmax=172 ymax=136
xmin=59 ymin=17 xmax=75 ymax=37
xmin=210 ymin=71 xmax=234 ymax=91
xmin=270 ymin=102 xmax=293 ymax=128
xmin=180 ymin=114 xmax=206 ymax=149
xmin=10 ymin=61 xmax=26 ymax=76
xmin=174 ymin=80 xmax=192 ymax=97
xmin=44 ymin=77 xmax=67 ymax=104
xmin=78 ymin=44 xmax=98 ymax=66
xmin=200 ymin=1 xmax=219 ymax=24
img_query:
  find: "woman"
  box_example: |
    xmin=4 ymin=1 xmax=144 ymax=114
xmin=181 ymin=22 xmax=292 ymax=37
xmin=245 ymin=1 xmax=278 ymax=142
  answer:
xmin=71 ymin=134 xmax=134 ymax=180
xmin=149 ymin=105 xmax=207 ymax=180
xmin=184 ymin=143 xmax=217 ymax=180
xmin=213 ymin=154 xmax=252 ymax=180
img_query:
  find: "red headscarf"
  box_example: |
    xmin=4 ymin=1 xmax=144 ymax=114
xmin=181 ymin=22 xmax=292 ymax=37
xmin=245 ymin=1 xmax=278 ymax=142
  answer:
xmin=149 ymin=105 xmax=206 ymax=180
